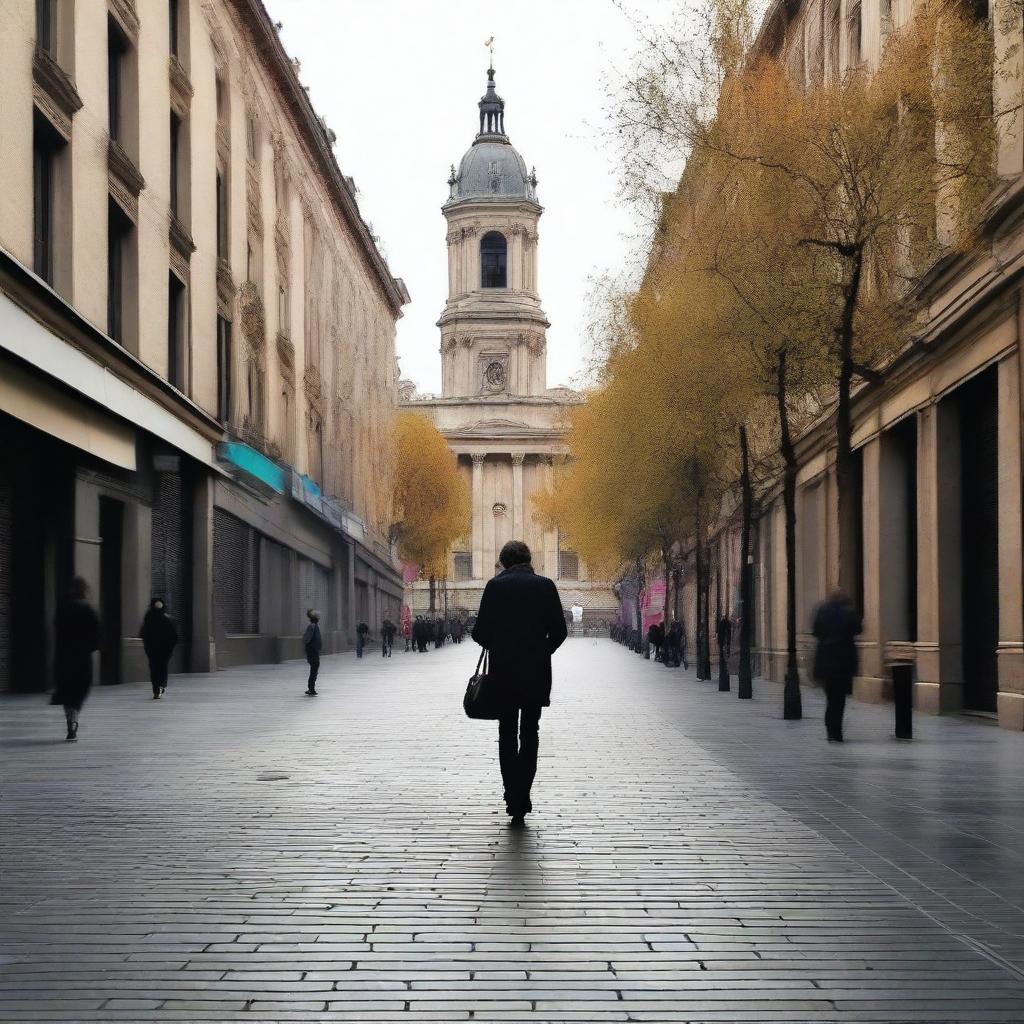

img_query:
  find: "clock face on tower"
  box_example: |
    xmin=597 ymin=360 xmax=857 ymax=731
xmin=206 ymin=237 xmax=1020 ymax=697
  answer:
xmin=484 ymin=360 xmax=506 ymax=391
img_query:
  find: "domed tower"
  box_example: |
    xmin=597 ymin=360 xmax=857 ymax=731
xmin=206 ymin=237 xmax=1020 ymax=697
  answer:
xmin=439 ymin=66 xmax=549 ymax=398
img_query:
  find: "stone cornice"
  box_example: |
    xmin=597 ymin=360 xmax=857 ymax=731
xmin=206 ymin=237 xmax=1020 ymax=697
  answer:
xmin=0 ymin=245 xmax=222 ymax=443
xmin=108 ymin=139 xmax=146 ymax=200
xmin=32 ymin=47 xmax=83 ymax=139
xmin=225 ymin=0 xmax=409 ymax=318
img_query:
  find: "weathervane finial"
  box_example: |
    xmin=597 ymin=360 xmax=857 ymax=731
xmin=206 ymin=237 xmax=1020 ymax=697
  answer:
xmin=484 ymin=35 xmax=495 ymax=71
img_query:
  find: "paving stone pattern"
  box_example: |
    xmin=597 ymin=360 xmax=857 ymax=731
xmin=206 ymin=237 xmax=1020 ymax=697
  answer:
xmin=2 ymin=638 xmax=1023 ymax=1023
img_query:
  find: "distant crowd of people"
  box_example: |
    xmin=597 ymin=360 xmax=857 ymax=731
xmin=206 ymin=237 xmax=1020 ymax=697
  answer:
xmin=408 ymin=615 xmax=471 ymax=653
xmin=609 ymin=618 xmax=689 ymax=669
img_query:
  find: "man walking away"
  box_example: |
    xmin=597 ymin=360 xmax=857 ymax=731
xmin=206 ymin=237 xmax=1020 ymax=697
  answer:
xmin=472 ymin=540 xmax=568 ymax=828
xmin=51 ymin=577 xmax=101 ymax=742
xmin=812 ymin=590 xmax=862 ymax=742
xmin=381 ymin=618 xmax=395 ymax=658
xmin=356 ymin=621 xmax=369 ymax=658
xmin=303 ymin=609 xmax=322 ymax=695
xmin=140 ymin=598 xmax=178 ymax=699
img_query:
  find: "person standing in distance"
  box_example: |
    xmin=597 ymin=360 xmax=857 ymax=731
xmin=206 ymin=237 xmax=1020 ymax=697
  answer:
xmin=471 ymin=540 xmax=568 ymax=828
xmin=140 ymin=597 xmax=178 ymax=699
xmin=51 ymin=577 xmax=101 ymax=741
xmin=812 ymin=590 xmax=862 ymax=742
xmin=303 ymin=609 xmax=322 ymax=696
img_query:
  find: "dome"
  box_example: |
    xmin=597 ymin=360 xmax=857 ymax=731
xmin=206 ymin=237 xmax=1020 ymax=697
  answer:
xmin=452 ymin=140 xmax=532 ymax=201
xmin=446 ymin=67 xmax=539 ymax=206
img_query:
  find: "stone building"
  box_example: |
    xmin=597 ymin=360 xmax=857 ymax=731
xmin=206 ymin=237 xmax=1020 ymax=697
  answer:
xmin=400 ymin=67 xmax=616 ymax=623
xmin=0 ymin=0 xmax=407 ymax=691
xmin=684 ymin=0 xmax=1024 ymax=730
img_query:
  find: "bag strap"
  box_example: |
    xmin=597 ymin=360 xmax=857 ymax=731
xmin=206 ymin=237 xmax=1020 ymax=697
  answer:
xmin=475 ymin=647 xmax=487 ymax=675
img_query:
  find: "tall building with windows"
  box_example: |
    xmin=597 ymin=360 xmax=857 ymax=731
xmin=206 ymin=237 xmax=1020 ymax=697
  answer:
xmin=401 ymin=66 xmax=616 ymax=622
xmin=0 ymin=0 xmax=408 ymax=691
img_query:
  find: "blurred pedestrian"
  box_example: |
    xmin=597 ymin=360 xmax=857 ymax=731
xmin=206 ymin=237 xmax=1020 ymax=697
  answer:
xmin=51 ymin=577 xmax=100 ymax=742
xmin=303 ymin=609 xmax=322 ymax=695
xmin=812 ymin=590 xmax=862 ymax=742
xmin=140 ymin=597 xmax=178 ymax=699
xmin=356 ymin=621 xmax=369 ymax=658
xmin=471 ymin=540 xmax=568 ymax=828
xmin=381 ymin=618 xmax=396 ymax=658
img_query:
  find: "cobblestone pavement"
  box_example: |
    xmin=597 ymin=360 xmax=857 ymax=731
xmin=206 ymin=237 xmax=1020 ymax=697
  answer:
xmin=2 ymin=638 xmax=1024 ymax=1023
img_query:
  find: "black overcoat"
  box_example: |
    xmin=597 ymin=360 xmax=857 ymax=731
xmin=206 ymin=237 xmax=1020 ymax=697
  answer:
xmin=471 ymin=564 xmax=568 ymax=707
xmin=140 ymin=607 xmax=178 ymax=663
xmin=52 ymin=599 xmax=101 ymax=710
xmin=811 ymin=596 xmax=862 ymax=691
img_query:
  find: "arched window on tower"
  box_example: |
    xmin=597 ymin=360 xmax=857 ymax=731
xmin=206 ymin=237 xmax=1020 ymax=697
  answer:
xmin=480 ymin=231 xmax=507 ymax=288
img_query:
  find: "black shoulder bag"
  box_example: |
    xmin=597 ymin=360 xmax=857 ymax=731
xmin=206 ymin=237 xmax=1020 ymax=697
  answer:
xmin=463 ymin=648 xmax=503 ymax=719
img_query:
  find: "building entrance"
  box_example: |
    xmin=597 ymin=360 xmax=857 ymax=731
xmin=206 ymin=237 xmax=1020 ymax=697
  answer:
xmin=958 ymin=369 xmax=999 ymax=712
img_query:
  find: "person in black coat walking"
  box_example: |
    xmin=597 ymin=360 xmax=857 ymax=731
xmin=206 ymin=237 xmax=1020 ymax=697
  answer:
xmin=303 ymin=609 xmax=322 ymax=695
xmin=140 ymin=598 xmax=178 ymax=699
xmin=812 ymin=590 xmax=863 ymax=742
xmin=471 ymin=540 xmax=568 ymax=827
xmin=51 ymin=577 xmax=101 ymax=741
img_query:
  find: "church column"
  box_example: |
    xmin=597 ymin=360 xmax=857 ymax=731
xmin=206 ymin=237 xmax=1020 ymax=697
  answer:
xmin=543 ymin=455 xmax=559 ymax=578
xmin=512 ymin=453 xmax=525 ymax=540
xmin=510 ymin=228 xmax=524 ymax=290
xmin=471 ymin=454 xmax=485 ymax=579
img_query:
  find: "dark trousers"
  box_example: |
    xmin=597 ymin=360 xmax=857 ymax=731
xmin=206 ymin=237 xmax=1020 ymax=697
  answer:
xmin=824 ymin=678 xmax=849 ymax=739
xmin=149 ymin=658 xmax=169 ymax=696
xmin=307 ymin=655 xmax=320 ymax=691
xmin=356 ymin=636 xmax=365 ymax=658
xmin=498 ymin=705 xmax=542 ymax=813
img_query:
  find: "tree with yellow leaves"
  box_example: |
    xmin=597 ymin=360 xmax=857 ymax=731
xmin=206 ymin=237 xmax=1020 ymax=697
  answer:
xmin=612 ymin=0 xmax=1000 ymax=704
xmin=389 ymin=412 xmax=470 ymax=612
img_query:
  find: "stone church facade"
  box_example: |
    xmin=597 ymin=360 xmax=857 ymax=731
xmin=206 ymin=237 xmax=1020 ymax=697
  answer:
xmin=401 ymin=68 xmax=616 ymax=623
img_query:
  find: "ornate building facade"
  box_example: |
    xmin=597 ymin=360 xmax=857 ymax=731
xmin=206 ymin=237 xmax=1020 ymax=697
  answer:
xmin=681 ymin=0 xmax=1024 ymax=730
xmin=0 ymin=0 xmax=407 ymax=690
xmin=401 ymin=67 xmax=616 ymax=622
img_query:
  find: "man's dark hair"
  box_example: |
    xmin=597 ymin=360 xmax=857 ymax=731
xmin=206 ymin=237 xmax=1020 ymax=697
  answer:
xmin=499 ymin=540 xmax=531 ymax=569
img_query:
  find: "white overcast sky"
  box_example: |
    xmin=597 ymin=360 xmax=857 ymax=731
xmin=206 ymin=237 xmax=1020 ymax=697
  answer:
xmin=265 ymin=0 xmax=679 ymax=393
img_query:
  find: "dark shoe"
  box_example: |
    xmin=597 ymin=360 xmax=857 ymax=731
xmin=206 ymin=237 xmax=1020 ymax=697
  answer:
xmin=509 ymin=814 xmax=526 ymax=828
xmin=305 ymin=688 xmax=317 ymax=696
xmin=160 ymin=687 xmax=167 ymax=698
xmin=66 ymin=725 xmax=77 ymax=742
xmin=152 ymin=692 xmax=160 ymax=699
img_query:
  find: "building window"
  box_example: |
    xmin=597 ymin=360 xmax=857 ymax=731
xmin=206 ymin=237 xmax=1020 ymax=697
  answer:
xmin=168 ymin=0 xmax=180 ymax=57
xmin=170 ymin=112 xmax=182 ymax=217
xmin=168 ymin=273 xmax=186 ymax=389
xmin=36 ymin=0 xmax=55 ymax=53
xmin=107 ymin=200 xmax=132 ymax=343
xmin=454 ymin=552 xmax=473 ymax=581
xmin=246 ymin=359 xmax=264 ymax=431
xmin=107 ymin=18 xmax=128 ymax=143
xmin=558 ymin=548 xmax=580 ymax=581
xmin=32 ymin=115 xmax=62 ymax=285
xmin=216 ymin=315 xmax=232 ymax=423
xmin=216 ymin=170 xmax=228 ymax=259
xmin=480 ymin=231 xmax=507 ymax=288
xmin=246 ymin=114 xmax=259 ymax=162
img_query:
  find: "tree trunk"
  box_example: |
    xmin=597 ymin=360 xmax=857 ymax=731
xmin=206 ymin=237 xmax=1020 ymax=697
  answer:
xmin=777 ymin=350 xmax=802 ymax=719
xmin=835 ymin=250 xmax=863 ymax=601
xmin=633 ymin=558 xmax=644 ymax=652
xmin=694 ymin=497 xmax=712 ymax=680
xmin=428 ymin=574 xmax=436 ymax=615
xmin=738 ymin=424 xmax=753 ymax=700
xmin=662 ymin=547 xmax=671 ymax=627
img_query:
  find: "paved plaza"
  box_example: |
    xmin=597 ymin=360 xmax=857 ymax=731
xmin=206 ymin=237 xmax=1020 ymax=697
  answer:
xmin=2 ymin=639 xmax=1024 ymax=1023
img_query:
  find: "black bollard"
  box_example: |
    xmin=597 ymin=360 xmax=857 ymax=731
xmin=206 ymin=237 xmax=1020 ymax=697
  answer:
xmin=892 ymin=662 xmax=913 ymax=740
